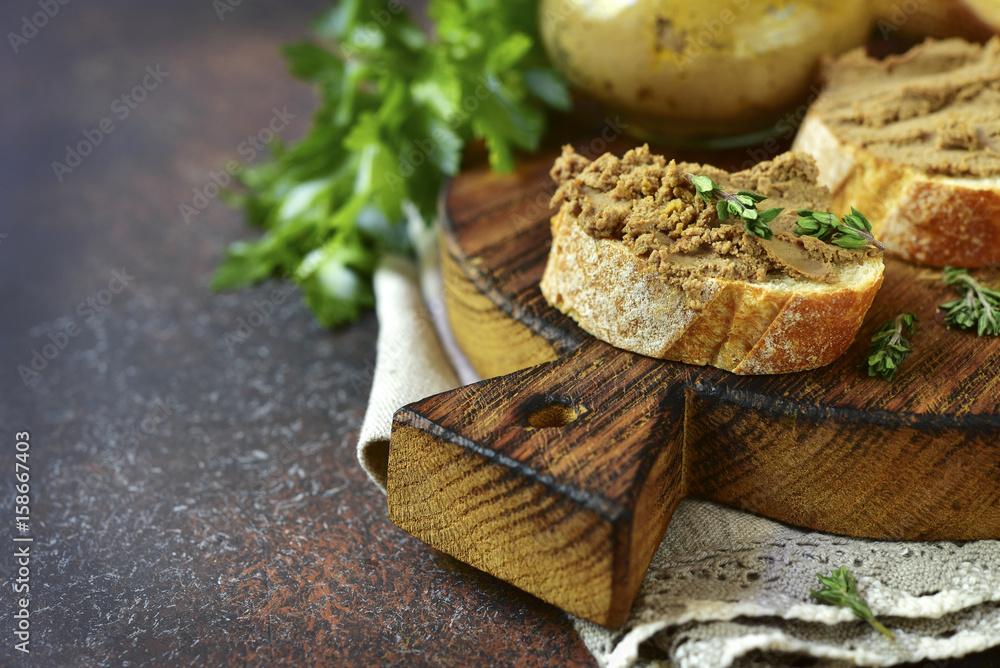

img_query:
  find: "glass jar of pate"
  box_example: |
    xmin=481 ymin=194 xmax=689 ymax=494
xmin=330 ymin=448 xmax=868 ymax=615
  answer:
xmin=539 ymin=0 xmax=872 ymax=146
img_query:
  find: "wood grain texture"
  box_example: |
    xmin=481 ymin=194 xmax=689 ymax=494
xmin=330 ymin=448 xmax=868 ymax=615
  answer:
xmin=388 ymin=144 xmax=1000 ymax=628
xmin=388 ymin=340 xmax=686 ymax=626
xmin=441 ymin=240 xmax=560 ymax=378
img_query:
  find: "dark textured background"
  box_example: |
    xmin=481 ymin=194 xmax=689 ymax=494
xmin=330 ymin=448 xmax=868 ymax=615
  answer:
xmin=0 ymin=1 xmax=593 ymax=665
xmin=0 ymin=1 xmax=998 ymax=667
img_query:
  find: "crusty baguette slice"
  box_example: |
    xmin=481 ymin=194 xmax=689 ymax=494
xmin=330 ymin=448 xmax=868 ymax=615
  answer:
xmin=540 ymin=147 xmax=885 ymax=375
xmin=794 ymin=114 xmax=1000 ymax=267
xmin=792 ymin=38 xmax=1000 ymax=268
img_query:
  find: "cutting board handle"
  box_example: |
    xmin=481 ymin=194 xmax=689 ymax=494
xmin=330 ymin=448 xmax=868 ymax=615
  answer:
xmin=387 ymin=339 xmax=688 ymax=627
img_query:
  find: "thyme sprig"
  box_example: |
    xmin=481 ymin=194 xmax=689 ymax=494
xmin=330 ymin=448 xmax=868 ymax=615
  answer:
xmin=685 ymin=173 xmax=782 ymax=240
xmin=938 ymin=267 xmax=1000 ymax=336
xmin=864 ymin=313 xmax=918 ymax=382
xmin=810 ymin=566 xmax=895 ymax=641
xmin=795 ymin=208 xmax=886 ymax=250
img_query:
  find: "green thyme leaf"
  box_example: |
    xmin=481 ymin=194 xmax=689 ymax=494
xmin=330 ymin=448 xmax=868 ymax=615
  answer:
xmin=690 ymin=174 xmax=715 ymax=194
xmin=814 ymin=211 xmax=840 ymax=226
xmin=810 ymin=566 xmax=895 ymax=640
xmin=757 ymin=207 xmax=783 ymax=224
xmin=794 ymin=209 xmax=885 ymax=250
xmin=849 ymin=207 xmax=873 ymax=231
xmin=833 ymin=237 xmax=867 ymax=249
xmin=749 ymin=220 xmax=774 ymax=240
xmin=716 ymin=200 xmax=729 ymax=221
xmin=736 ymin=190 xmax=768 ymax=204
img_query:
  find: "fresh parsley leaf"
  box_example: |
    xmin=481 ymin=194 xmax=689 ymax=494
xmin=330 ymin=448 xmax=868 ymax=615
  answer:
xmin=214 ymin=0 xmax=570 ymax=326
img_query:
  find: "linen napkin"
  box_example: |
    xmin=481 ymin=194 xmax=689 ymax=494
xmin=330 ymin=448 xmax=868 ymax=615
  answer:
xmin=356 ymin=249 xmax=1000 ymax=668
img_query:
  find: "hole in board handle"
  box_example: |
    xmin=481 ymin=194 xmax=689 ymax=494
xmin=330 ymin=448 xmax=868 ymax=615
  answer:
xmin=527 ymin=402 xmax=579 ymax=429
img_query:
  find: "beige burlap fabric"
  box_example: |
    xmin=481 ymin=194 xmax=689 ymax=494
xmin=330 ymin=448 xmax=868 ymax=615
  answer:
xmin=356 ymin=252 xmax=1000 ymax=668
xmin=356 ymin=254 xmax=460 ymax=488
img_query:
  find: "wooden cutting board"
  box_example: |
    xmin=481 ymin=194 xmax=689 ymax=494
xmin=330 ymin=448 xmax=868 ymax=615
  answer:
xmin=386 ymin=141 xmax=1000 ymax=628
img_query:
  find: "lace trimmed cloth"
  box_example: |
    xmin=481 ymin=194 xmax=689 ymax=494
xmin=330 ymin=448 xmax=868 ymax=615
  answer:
xmin=573 ymin=499 xmax=1000 ymax=667
xmin=357 ymin=250 xmax=1000 ymax=668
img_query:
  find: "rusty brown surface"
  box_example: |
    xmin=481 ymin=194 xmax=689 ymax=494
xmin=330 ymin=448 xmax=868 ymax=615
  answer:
xmin=2 ymin=3 xmax=999 ymax=666
xmin=0 ymin=1 xmax=595 ymax=665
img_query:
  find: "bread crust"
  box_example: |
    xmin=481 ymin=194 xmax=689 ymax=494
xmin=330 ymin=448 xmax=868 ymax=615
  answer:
xmin=540 ymin=206 xmax=884 ymax=375
xmin=794 ymin=114 xmax=1000 ymax=267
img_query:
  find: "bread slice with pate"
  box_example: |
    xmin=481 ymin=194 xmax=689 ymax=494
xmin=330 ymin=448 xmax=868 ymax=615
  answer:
xmin=793 ymin=37 xmax=1000 ymax=268
xmin=540 ymin=145 xmax=884 ymax=375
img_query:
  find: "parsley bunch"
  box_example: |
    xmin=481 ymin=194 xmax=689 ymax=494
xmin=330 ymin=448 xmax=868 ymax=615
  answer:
xmin=213 ymin=0 xmax=570 ymax=326
xmin=939 ymin=267 xmax=1000 ymax=336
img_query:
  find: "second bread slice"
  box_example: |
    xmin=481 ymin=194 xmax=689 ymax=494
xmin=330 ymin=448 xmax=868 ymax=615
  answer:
xmin=793 ymin=38 xmax=1000 ymax=268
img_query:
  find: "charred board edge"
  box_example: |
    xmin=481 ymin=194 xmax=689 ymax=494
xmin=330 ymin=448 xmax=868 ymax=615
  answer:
xmin=393 ymin=406 xmax=626 ymax=522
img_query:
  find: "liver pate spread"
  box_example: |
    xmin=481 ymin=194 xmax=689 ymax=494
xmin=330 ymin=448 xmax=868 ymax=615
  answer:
xmin=815 ymin=37 xmax=1000 ymax=178
xmin=551 ymin=145 xmax=879 ymax=308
